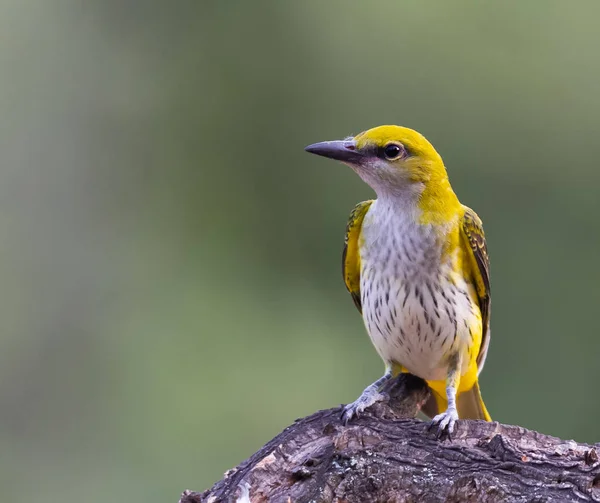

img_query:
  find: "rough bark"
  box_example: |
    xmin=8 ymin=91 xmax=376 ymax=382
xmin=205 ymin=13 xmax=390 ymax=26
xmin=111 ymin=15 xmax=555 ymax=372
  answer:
xmin=180 ymin=374 xmax=600 ymax=503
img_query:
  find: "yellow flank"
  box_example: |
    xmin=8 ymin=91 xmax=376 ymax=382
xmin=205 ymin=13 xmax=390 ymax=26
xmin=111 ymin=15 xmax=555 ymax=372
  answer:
xmin=400 ymin=222 xmax=487 ymax=419
xmin=342 ymin=200 xmax=373 ymax=312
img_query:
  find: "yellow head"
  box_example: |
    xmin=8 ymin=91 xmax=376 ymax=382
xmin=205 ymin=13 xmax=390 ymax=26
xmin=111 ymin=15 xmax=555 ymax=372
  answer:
xmin=305 ymin=125 xmax=448 ymax=198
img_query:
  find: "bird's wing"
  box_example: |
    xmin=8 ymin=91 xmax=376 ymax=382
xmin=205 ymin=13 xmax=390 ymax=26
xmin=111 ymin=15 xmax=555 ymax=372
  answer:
xmin=460 ymin=205 xmax=491 ymax=372
xmin=342 ymin=200 xmax=374 ymax=314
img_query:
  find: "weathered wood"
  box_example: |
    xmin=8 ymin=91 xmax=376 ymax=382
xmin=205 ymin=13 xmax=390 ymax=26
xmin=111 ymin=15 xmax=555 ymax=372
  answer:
xmin=180 ymin=374 xmax=600 ymax=503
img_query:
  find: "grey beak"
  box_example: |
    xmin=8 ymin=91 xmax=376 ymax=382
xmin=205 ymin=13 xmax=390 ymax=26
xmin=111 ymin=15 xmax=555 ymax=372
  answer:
xmin=304 ymin=140 xmax=362 ymax=163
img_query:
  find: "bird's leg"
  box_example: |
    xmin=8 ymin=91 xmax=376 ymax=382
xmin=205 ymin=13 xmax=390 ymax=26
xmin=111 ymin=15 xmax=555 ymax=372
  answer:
xmin=341 ymin=370 xmax=392 ymax=424
xmin=430 ymin=353 xmax=461 ymax=438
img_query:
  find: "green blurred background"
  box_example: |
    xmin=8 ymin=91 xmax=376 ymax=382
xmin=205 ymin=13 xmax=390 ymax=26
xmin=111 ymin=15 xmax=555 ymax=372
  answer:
xmin=1 ymin=1 xmax=600 ymax=501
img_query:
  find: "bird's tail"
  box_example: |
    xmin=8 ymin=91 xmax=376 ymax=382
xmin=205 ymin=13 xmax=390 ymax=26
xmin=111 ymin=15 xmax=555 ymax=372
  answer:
xmin=422 ymin=380 xmax=491 ymax=421
xmin=457 ymin=381 xmax=491 ymax=421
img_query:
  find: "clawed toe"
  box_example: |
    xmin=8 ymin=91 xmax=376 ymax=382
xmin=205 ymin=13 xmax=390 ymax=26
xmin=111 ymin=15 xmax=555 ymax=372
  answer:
xmin=341 ymin=403 xmax=361 ymax=424
xmin=340 ymin=390 xmax=387 ymax=425
xmin=429 ymin=409 xmax=459 ymax=440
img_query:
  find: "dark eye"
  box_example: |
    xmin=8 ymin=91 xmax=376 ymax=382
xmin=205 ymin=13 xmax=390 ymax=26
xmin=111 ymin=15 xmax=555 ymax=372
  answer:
xmin=383 ymin=143 xmax=403 ymax=160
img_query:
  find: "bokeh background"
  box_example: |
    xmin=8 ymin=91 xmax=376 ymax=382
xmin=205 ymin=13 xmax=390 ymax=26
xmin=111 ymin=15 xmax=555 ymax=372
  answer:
xmin=2 ymin=1 xmax=600 ymax=501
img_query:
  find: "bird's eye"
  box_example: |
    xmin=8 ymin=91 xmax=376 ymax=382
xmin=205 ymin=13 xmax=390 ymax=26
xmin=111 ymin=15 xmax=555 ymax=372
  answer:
xmin=383 ymin=143 xmax=404 ymax=160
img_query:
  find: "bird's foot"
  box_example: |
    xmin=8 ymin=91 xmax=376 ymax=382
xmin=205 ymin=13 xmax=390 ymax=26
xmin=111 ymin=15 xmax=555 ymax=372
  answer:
xmin=429 ymin=408 xmax=459 ymax=440
xmin=341 ymin=387 xmax=388 ymax=424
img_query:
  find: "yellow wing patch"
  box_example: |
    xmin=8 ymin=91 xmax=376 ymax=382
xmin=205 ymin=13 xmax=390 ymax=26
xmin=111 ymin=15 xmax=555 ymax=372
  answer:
xmin=342 ymin=200 xmax=373 ymax=314
xmin=460 ymin=205 xmax=491 ymax=371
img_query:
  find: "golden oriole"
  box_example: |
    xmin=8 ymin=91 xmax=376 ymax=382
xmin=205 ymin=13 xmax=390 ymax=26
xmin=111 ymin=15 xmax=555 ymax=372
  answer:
xmin=305 ymin=125 xmax=491 ymax=435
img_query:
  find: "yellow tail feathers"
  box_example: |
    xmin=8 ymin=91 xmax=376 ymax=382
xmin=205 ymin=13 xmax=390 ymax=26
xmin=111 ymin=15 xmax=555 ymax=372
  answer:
xmin=456 ymin=381 xmax=491 ymax=421
xmin=422 ymin=380 xmax=491 ymax=421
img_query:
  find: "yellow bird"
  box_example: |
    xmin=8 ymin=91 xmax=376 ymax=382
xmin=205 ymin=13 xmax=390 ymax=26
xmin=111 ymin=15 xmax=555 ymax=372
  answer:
xmin=305 ymin=125 xmax=491 ymax=435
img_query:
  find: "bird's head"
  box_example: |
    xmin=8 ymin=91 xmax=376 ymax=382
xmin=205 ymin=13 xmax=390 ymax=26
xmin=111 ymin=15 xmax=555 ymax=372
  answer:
xmin=305 ymin=125 xmax=448 ymax=198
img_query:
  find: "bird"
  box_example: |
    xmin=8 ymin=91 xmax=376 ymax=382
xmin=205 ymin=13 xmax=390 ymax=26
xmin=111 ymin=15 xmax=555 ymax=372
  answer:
xmin=305 ymin=125 xmax=491 ymax=435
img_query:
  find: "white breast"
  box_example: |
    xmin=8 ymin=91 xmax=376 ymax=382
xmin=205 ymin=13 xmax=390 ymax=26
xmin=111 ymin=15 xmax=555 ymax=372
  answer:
xmin=359 ymin=199 xmax=479 ymax=381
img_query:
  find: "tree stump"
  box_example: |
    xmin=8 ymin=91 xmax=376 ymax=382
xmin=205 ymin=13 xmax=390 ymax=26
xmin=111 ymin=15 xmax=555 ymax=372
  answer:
xmin=180 ymin=374 xmax=600 ymax=502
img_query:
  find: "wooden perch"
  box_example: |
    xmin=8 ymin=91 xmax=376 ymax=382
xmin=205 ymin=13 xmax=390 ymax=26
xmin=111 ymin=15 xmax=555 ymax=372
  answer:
xmin=180 ymin=374 xmax=600 ymax=502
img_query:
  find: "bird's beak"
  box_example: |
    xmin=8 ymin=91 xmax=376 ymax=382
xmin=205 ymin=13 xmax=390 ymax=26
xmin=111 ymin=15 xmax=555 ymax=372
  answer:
xmin=304 ymin=140 xmax=363 ymax=163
